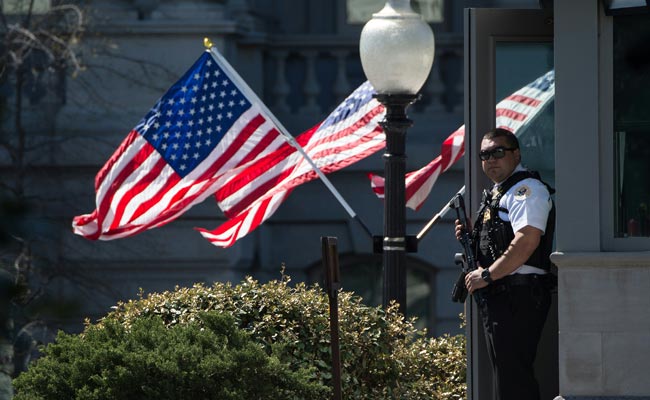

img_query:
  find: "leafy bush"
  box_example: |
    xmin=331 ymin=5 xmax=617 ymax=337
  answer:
xmin=14 ymin=275 xmax=466 ymax=399
xmin=13 ymin=312 xmax=327 ymax=400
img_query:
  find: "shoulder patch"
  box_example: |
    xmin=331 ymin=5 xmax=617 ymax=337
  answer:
xmin=514 ymin=184 xmax=532 ymax=200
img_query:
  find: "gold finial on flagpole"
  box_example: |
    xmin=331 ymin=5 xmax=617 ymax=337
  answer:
xmin=203 ymin=37 xmax=213 ymax=49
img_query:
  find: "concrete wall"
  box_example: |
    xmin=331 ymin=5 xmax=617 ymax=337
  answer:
xmin=552 ymin=253 xmax=650 ymax=397
xmin=554 ymin=0 xmax=650 ymax=398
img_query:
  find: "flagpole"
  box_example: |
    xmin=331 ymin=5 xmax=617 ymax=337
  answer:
xmin=416 ymin=186 xmax=465 ymax=241
xmin=207 ymin=45 xmax=373 ymax=239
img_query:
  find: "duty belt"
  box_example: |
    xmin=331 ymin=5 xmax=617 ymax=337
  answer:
xmin=482 ymin=273 xmax=557 ymax=296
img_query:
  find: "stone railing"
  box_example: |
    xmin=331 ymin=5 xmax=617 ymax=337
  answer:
xmin=260 ymin=33 xmax=464 ymax=119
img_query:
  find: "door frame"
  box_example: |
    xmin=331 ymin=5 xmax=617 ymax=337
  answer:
xmin=463 ymin=8 xmax=554 ymax=400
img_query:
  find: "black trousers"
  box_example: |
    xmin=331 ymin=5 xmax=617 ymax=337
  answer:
xmin=477 ymin=275 xmax=551 ymax=400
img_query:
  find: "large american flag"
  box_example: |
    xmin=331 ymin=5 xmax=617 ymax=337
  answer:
xmin=72 ymin=50 xmax=288 ymax=240
xmin=197 ymin=81 xmax=385 ymax=247
xmin=370 ymin=70 xmax=555 ymax=210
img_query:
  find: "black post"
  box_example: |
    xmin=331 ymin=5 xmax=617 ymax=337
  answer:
xmin=321 ymin=237 xmax=342 ymax=400
xmin=375 ymin=94 xmax=418 ymax=316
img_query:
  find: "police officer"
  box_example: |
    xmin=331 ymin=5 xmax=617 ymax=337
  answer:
xmin=455 ymin=128 xmax=555 ymax=400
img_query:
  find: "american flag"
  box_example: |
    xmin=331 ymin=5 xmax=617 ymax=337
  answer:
xmin=370 ymin=70 xmax=555 ymax=210
xmin=72 ymin=50 xmax=288 ymax=240
xmin=197 ymin=81 xmax=385 ymax=247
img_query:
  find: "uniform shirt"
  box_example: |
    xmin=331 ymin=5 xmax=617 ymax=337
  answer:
xmin=493 ymin=164 xmax=552 ymax=275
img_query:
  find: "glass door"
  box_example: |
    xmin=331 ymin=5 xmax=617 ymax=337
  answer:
xmin=464 ymin=8 xmax=555 ymax=400
xmin=495 ymin=42 xmax=554 ymax=188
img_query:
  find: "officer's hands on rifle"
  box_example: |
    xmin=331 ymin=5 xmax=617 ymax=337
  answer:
xmin=454 ymin=217 xmax=490 ymax=295
xmin=454 ymin=218 xmax=472 ymax=242
xmin=449 ymin=193 xmax=489 ymax=303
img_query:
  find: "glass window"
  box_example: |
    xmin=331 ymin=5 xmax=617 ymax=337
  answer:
xmin=2 ymin=0 xmax=50 ymax=14
xmin=308 ymin=254 xmax=437 ymax=333
xmin=346 ymin=0 xmax=444 ymax=24
xmin=613 ymin=14 xmax=650 ymax=237
xmin=495 ymin=42 xmax=555 ymax=189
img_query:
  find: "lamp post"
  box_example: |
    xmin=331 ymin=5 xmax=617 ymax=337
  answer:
xmin=359 ymin=0 xmax=434 ymax=315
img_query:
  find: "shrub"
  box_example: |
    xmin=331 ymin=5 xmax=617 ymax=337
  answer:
xmin=14 ymin=275 xmax=466 ymax=399
xmin=13 ymin=312 xmax=327 ymax=400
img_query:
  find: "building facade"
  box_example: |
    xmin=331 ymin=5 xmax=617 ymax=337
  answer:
xmin=3 ymin=0 xmax=648 ymax=399
xmin=3 ymin=0 xmax=478 ymax=337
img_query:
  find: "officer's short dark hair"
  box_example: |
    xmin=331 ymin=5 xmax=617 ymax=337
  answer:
xmin=483 ymin=128 xmax=519 ymax=149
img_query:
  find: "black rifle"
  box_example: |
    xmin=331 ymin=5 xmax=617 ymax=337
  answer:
xmin=450 ymin=194 xmax=476 ymax=303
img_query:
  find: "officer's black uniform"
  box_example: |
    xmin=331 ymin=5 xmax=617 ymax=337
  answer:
xmin=472 ymin=170 xmax=556 ymax=400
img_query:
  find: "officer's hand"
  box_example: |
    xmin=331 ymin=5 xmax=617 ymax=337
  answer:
xmin=465 ymin=266 xmax=488 ymax=294
xmin=454 ymin=219 xmax=463 ymax=240
xmin=454 ymin=218 xmax=473 ymax=240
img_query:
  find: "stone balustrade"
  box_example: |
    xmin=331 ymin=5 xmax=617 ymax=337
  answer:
xmin=260 ymin=34 xmax=464 ymax=118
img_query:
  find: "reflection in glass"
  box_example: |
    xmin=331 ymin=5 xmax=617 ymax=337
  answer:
xmin=613 ymin=14 xmax=650 ymax=237
xmin=495 ymin=42 xmax=555 ymax=188
xmin=615 ymin=131 xmax=650 ymax=237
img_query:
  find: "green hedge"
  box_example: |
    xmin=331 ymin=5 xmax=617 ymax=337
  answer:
xmin=13 ymin=312 xmax=326 ymax=399
xmin=14 ymin=275 xmax=466 ymax=399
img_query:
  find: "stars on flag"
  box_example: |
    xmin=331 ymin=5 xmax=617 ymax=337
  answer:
xmin=319 ymin=81 xmax=376 ymax=131
xmin=134 ymin=55 xmax=250 ymax=177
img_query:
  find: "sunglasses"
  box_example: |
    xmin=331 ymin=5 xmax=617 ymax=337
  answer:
xmin=479 ymin=146 xmax=517 ymax=161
